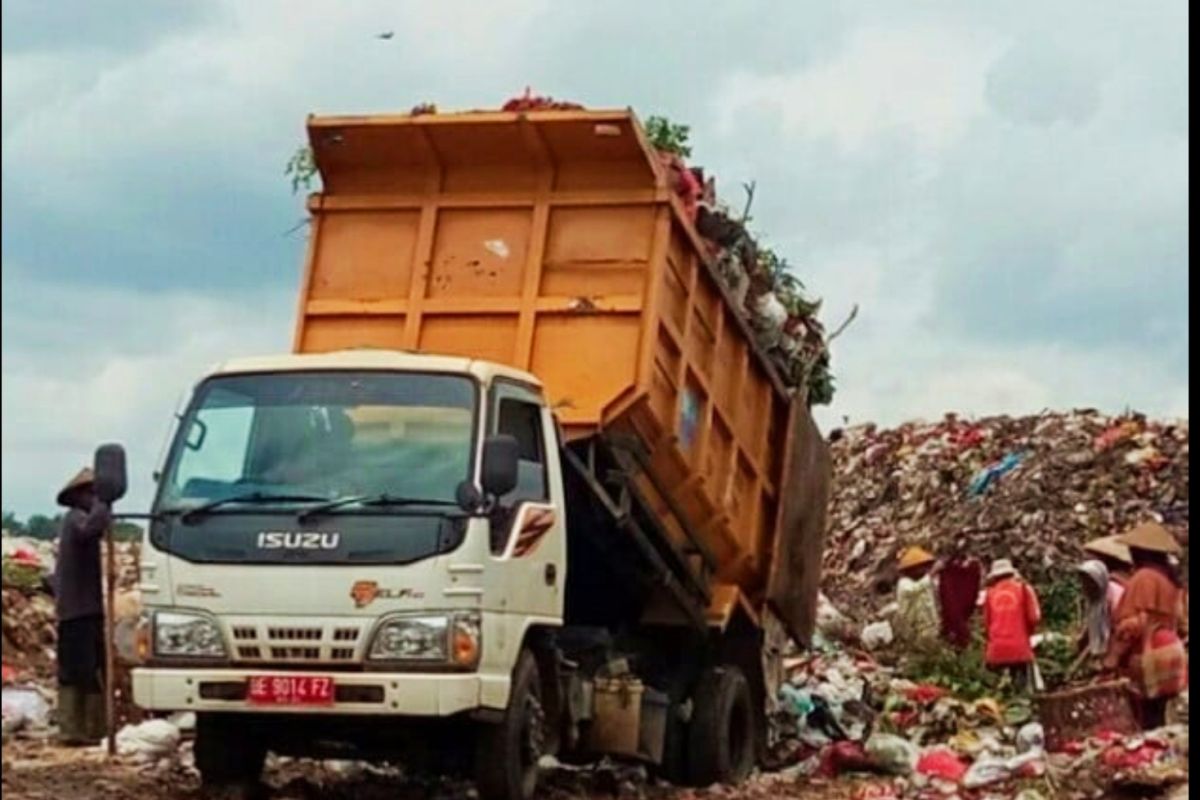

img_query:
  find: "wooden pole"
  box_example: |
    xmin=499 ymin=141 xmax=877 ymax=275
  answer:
xmin=104 ymin=523 xmax=117 ymax=757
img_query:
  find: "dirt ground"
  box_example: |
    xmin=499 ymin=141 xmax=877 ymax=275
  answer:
xmin=0 ymin=738 xmax=877 ymax=800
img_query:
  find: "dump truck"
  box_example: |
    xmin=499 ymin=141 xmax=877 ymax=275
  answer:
xmin=117 ymin=109 xmax=831 ymax=800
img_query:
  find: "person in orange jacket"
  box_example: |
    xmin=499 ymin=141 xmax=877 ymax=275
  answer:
xmin=1103 ymin=522 xmax=1188 ymax=729
xmin=981 ymin=558 xmax=1042 ymax=691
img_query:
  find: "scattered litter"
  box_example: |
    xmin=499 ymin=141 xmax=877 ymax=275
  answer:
xmin=106 ymin=719 xmax=182 ymax=762
xmin=861 ymin=621 xmax=894 ymax=651
xmin=1 ymin=685 xmax=50 ymax=735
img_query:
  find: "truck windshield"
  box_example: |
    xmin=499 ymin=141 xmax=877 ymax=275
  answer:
xmin=158 ymin=371 xmax=477 ymax=512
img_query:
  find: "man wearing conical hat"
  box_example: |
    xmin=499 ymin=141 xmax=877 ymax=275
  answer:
xmin=50 ymin=467 xmax=112 ymax=746
xmin=1104 ymin=521 xmax=1187 ymax=730
xmin=893 ymin=546 xmax=941 ymax=652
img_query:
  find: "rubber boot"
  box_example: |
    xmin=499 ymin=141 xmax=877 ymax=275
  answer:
xmin=83 ymin=691 xmax=107 ymax=745
xmin=56 ymin=686 xmax=88 ymax=746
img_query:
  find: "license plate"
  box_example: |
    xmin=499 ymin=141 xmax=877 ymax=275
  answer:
xmin=247 ymin=675 xmax=335 ymax=706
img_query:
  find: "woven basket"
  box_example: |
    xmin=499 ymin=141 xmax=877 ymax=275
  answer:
xmin=1035 ymin=680 xmax=1139 ymax=751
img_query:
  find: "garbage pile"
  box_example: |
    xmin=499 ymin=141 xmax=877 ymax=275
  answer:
xmin=770 ymin=642 xmax=1188 ymax=799
xmin=822 ymin=410 xmax=1188 ymax=618
xmin=2 ymin=537 xmax=59 ymax=683
xmin=2 ymin=532 xmax=143 ymax=739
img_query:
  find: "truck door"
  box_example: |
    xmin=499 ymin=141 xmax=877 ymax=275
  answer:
xmin=489 ymin=380 xmax=565 ymax=620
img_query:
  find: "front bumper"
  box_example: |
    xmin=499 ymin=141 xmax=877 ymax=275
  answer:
xmin=132 ymin=667 xmax=510 ymax=716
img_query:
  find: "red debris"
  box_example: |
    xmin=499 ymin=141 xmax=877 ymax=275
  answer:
xmin=501 ymin=87 xmax=584 ymax=112
xmin=915 ymin=747 xmax=968 ymax=783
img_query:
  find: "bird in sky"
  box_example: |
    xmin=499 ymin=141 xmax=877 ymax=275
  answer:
xmin=376 ymin=31 xmax=394 ymax=40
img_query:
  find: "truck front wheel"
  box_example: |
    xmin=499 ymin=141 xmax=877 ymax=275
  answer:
xmin=195 ymin=712 xmax=267 ymax=788
xmin=686 ymin=665 xmax=755 ymax=786
xmin=475 ymin=650 xmax=545 ymax=800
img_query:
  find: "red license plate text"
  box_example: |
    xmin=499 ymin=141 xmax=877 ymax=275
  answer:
xmin=247 ymin=675 xmax=335 ymax=706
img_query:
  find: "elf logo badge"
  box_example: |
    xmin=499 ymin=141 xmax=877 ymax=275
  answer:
xmin=349 ymin=580 xmax=425 ymax=608
xmin=350 ymin=580 xmax=379 ymax=608
xmin=256 ymin=531 xmax=340 ymax=550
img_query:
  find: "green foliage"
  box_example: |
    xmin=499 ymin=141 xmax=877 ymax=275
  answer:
xmin=1034 ymin=631 xmax=1078 ymax=692
xmin=1 ymin=509 xmax=140 ymax=541
xmin=112 ymin=522 xmax=144 ymax=542
xmin=2 ymin=559 xmax=42 ymax=591
xmin=901 ymin=636 xmax=1016 ymax=702
xmin=644 ymin=115 xmax=692 ymax=158
xmin=24 ymin=514 xmax=58 ymax=540
xmin=1038 ymin=578 xmax=1082 ymax=633
xmin=285 ymin=145 xmax=318 ymax=194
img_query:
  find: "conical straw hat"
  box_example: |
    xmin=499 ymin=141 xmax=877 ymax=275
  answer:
xmin=898 ymin=546 xmax=935 ymax=571
xmin=56 ymin=467 xmax=94 ymax=507
xmin=1082 ymin=535 xmax=1133 ymax=566
xmin=1120 ymin=521 xmax=1182 ymax=556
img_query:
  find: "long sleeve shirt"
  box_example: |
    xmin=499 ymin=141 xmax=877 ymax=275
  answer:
xmin=52 ymin=501 xmax=111 ymax=621
xmin=1104 ymin=565 xmax=1184 ymax=671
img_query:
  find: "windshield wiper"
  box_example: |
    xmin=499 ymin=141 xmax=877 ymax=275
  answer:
xmin=179 ymin=492 xmax=331 ymax=524
xmin=297 ymin=493 xmax=459 ymax=522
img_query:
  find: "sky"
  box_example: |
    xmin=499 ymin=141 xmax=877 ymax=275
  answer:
xmin=1 ymin=1 xmax=1188 ymax=516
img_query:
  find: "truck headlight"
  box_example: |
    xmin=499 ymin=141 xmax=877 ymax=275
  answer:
xmin=153 ymin=611 xmax=227 ymax=659
xmin=368 ymin=612 xmax=481 ymax=667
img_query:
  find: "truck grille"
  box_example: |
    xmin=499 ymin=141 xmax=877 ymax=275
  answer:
xmin=224 ymin=619 xmax=365 ymax=664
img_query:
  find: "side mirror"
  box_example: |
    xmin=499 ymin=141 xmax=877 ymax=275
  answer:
xmin=94 ymin=443 xmax=128 ymax=504
xmin=481 ymin=434 xmax=519 ymax=498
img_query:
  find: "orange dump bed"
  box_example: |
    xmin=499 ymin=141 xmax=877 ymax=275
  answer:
xmin=293 ymin=110 xmax=823 ymax=638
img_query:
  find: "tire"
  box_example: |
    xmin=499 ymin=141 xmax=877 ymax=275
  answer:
xmin=686 ymin=666 xmax=755 ymax=786
xmin=475 ymin=650 xmax=545 ymax=800
xmin=195 ymin=713 xmax=267 ymax=788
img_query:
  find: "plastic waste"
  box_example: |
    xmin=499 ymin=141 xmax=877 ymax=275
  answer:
xmin=1016 ymin=722 xmax=1045 ymax=753
xmin=968 ymin=451 xmax=1025 ymax=498
xmin=864 ymin=732 xmax=918 ymax=775
xmin=107 ymin=719 xmax=182 ymax=762
xmin=962 ymin=755 xmax=1011 ymax=789
xmin=915 ymin=747 xmax=967 ymax=783
xmin=861 ymin=621 xmax=893 ymax=650
xmin=780 ymin=684 xmax=814 ymax=717
xmin=817 ymin=740 xmax=878 ymax=778
xmin=1 ymin=686 xmax=50 ymax=734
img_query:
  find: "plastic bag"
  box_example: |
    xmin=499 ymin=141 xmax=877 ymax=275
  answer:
xmin=962 ymin=755 xmax=1011 ymax=789
xmin=861 ymin=621 xmax=894 ymax=651
xmin=1016 ymin=722 xmax=1045 ymax=753
xmin=915 ymin=747 xmax=967 ymax=783
xmin=780 ymin=684 xmax=814 ymax=717
xmin=865 ymin=733 xmax=918 ymax=775
xmin=1 ymin=686 xmax=50 ymax=734
xmin=109 ymin=719 xmax=182 ymax=761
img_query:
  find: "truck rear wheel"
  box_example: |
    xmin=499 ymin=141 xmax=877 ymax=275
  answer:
xmin=195 ymin=713 xmax=267 ymax=788
xmin=686 ymin=666 xmax=755 ymax=786
xmin=475 ymin=650 xmax=545 ymax=800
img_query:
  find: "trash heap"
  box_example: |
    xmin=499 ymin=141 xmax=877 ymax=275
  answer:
xmin=769 ymin=641 xmax=1189 ymax=799
xmin=2 ymin=532 xmax=143 ymax=740
xmin=822 ymin=410 xmax=1188 ymax=618
xmin=2 ymin=536 xmax=58 ymax=684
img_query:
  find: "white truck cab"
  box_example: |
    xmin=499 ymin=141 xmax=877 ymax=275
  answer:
xmin=133 ymin=350 xmax=569 ymax=798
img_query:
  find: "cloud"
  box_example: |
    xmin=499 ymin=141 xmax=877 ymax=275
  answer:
xmin=714 ymin=24 xmax=1001 ymax=154
xmin=1 ymin=272 xmax=291 ymax=516
xmin=1 ymin=2 xmax=1188 ymax=516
